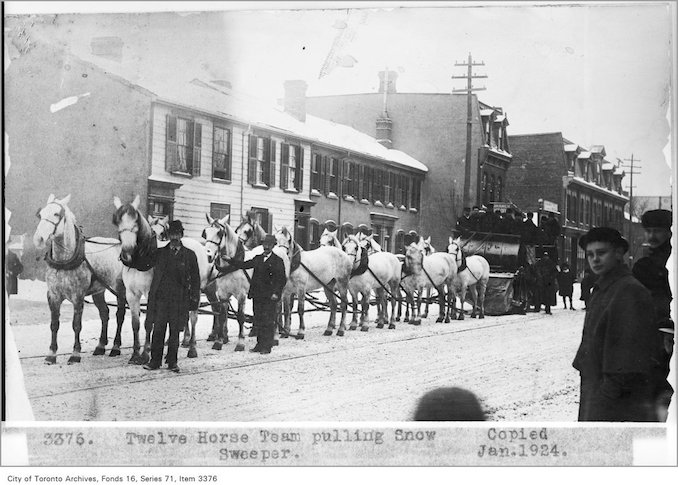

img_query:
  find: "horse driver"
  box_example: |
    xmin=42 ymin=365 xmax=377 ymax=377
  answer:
xmin=144 ymin=220 xmax=201 ymax=373
xmin=225 ymin=234 xmax=287 ymax=354
xmin=632 ymin=209 xmax=674 ymax=421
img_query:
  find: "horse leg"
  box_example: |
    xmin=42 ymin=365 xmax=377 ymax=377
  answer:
xmin=360 ymin=292 xmax=370 ymax=332
xmin=91 ymin=291 xmax=109 ymax=356
xmin=272 ymin=300 xmax=281 ymax=346
xmin=410 ymin=290 xmax=421 ymax=325
xmin=470 ymin=285 xmax=478 ymax=318
xmin=127 ymin=294 xmax=144 ymax=364
xmin=388 ymin=284 xmax=398 ymax=329
xmin=110 ymin=293 xmax=126 ymax=357
xmin=204 ymin=284 xmax=220 ymax=342
xmin=376 ymin=288 xmax=386 ymax=329
xmin=283 ymin=294 xmax=293 ymax=338
xmin=348 ymin=288 xmax=360 ymax=331
xmin=323 ymin=287 xmax=337 ymax=336
xmin=68 ymin=298 xmax=85 ymax=364
xmin=186 ymin=310 xmax=198 ymax=358
xmin=457 ymin=285 xmax=467 ymax=320
xmin=297 ymin=290 xmax=309 ymax=339
xmin=234 ymin=296 xmax=246 ymax=351
xmin=478 ymin=282 xmax=487 ymax=319
xmin=211 ymin=299 xmax=227 ymax=351
xmin=435 ymin=285 xmax=446 ymax=323
xmin=45 ymin=293 xmax=62 ymax=364
xmin=422 ymin=287 xmax=430 ymax=319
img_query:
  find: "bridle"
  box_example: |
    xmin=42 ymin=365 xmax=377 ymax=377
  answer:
xmin=36 ymin=202 xmax=66 ymax=236
xmin=150 ymin=220 xmax=169 ymax=242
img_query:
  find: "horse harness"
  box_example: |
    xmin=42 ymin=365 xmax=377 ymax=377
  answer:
xmin=450 ymin=244 xmax=482 ymax=283
xmin=44 ymin=224 xmax=87 ymax=271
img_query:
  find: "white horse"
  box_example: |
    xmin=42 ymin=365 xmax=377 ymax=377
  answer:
xmin=403 ymin=237 xmax=458 ymax=325
xmin=33 ymin=194 xmax=127 ymax=364
xmin=447 ymin=236 xmax=491 ymax=319
xmin=275 ymin=226 xmax=352 ymax=338
xmin=147 ymin=215 xmax=220 ymax=357
xmin=341 ymin=235 xmax=402 ymax=331
xmin=112 ymin=195 xmax=211 ymax=364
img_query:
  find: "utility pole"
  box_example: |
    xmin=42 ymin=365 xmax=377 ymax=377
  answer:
xmin=623 ymin=154 xmax=642 ymax=257
xmin=452 ymin=53 xmax=486 ymax=209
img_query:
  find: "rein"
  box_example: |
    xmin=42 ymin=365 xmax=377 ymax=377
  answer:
xmin=120 ymin=220 xmax=157 ymax=272
xmin=45 ymin=224 xmax=87 ymax=270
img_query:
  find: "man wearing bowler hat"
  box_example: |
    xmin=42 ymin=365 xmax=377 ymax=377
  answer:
xmin=632 ymin=209 xmax=674 ymax=420
xmin=226 ymin=234 xmax=286 ymax=354
xmin=144 ymin=220 xmax=200 ymax=373
xmin=572 ymin=227 xmax=658 ymax=421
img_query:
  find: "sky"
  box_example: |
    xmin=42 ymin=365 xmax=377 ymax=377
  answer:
xmin=5 ymin=1 xmax=675 ymax=197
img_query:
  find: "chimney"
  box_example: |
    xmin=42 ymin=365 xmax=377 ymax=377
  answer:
xmin=378 ymin=70 xmax=398 ymax=94
xmin=283 ymin=80 xmax=308 ymax=122
xmin=376 ymin=117 xmax=393 ymax=149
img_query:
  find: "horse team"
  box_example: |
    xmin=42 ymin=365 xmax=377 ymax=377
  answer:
xmin=32 ymin=194 xmax=490 ymax=365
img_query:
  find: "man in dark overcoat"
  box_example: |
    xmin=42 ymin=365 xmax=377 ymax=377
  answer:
xmin=5 ymin=250 xmax=23 ymax=297
xmin=227 ymin=234 xmax=286 ymax=354
xmin=534 ymin=253 xmax=558 ymax=314
xmin=143 ymin=220 xmax=200 ymax=372
xmin=632 ymin=209 xmax=673 ymax=421
xmin=573 ymin=227 xmax=658 ymax=421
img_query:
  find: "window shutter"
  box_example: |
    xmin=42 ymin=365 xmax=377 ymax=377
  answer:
xmin=297 ymin=146 xmax=304 ymax=191
xmin=323 ymin=156 xmax=330 ymax=194
xmin=247 ymin=135 xmax=256 ymax=184
xmin=269 ymin=139 xmax=276 ymax=188
xmin=263 ymin=138 xmax=271 ymax=187
xmin=192 ymin=122 xmax=202 ymax=177
xmin=280 ymin=143 xmax=289 ymax=190
xmin=165 ymin=115 xmax=177 ymax=172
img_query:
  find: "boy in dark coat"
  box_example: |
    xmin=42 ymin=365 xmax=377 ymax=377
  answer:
xmin=557 ymin=262 xmax=576 ymax=310
xmin=227 ymin=234 xmax=287 ymax=353
xmin=573 ymin=227 xmax=658 ymax=421
xmin=144 ymin=220 xmax=200 ymax=372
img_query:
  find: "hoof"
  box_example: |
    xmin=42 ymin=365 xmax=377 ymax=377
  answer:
xmin=395 ymin=317 xmax=401 ymax=322
xmin=376 ymin=323 xmax=384 ymax=329
xmin=234 ymin=344 xmax=245 ymax=352
xmin=479 ymin=314 xmax=485 ymax=319
xmin=348 ymin=325 xmax=357 ymax=331
xmin=323 ymin=330 xmax=333 ymax=336
xmin=471 ymin=314 xmax=477 ymax=319
xmin=273 ymin=339 xmax=279 ymax=346
xmin=67 ymin=356 xmax=81 ymax=364
xmin=404 ymin=317 xmax=410 ymax=322
xmin=280 ymin=333 xmax=289 ymax=339
xmin=388 ymin=323 xmax=396 ymax=329
xmin=457 ymin=314 xmax=465 ymax=321
xmin=294 ymin=334 xmax=305 ymax=340
xmin=412 ymin=320 xmax=421 ymax=326
xmin=181 ymin=341 xmax=190 ymax=348
xmin=436 ymin=317 xmax=444 ymax=323
xmin=212 ymin=341 xmax=223 ymax=351
xmin=187 ymin=348 xmax=198 ymax=358
xmin=44 ymin=355 xmax=57 ymax=365
xmin=336 ymin=330 xmax=344 ymax=337
xmin=360 ymin=326 xmax=369 ymax=332
xmin=206 ymin=334 xmax=216 ymax=342
xmin=93 ymin=347 xmax=106 ymax=356
xmin=109 ymin=348 xmax=121 ymax=357
xmin=444 ymin=317 xmax=451 ymax=323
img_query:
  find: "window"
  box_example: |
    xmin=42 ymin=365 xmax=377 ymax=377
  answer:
xmin=342 ymin=161 xmax=358 ymax=199
xmin=395 ymin=230 xmax=405 ymax=254
xmin=166 ymin=115 xmax=201 ymax=176
xmin=311 ymin=153 xmax=323 ymax=194
xmin=147 ymin=181 xmax=176 ymax=220
xmin=281 ymin=143 xmax=303 ymax=191
xmin=496 ymin=176 xmax=503 ymax=201
xmin=327 ymin=157 xmax=339 ymax=195
xmin=489 ymin=174 xmax=496 ymax=202
xmin=250 ymin=207 xmax=271 ymax=234
xmin=481 ymin=172 xmax=488 ymax=204
xmin=373 ymin=169 xmax=383 ymax=204
xmin=401 ymin=175 xmax=410 ymax=209
xmin=384 ymin=171 xmax=393 ymax=205
xmin=248 ymin=135 xmax=276 ymax=187
xmin=362 ymin=166 xmax=372 ymax=202
xmin=411 ymin=179 xmax=421 ymax=210
xmin=212 ymin=126 xmax=231 ymax=181
xmin=210 ymin=203 xmax=230 ymax=221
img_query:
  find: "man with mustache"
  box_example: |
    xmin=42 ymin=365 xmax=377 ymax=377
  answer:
xmin=632 ymin=209 xmax=674 ymax=421
xmin=573 ymin=227 xmax=658 ymax=421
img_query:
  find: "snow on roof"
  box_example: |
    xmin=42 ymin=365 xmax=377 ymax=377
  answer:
xmin=590 ymin=145 xmax=606 ymax=154
xmin=564 ymin=143 xmax=579 ymax=152
xmin=570 ymin=175 xmax=628 ymax=200
xmin=602 ymin=161 xmax=614 ymax=170
xmin=480 ymin=109 xmax=494 ymax=117
xmin=83 ymin=57 xmax=428 ymax=172
xmin=613 ymin=166 xmax=625 ymax=176
xmin=578 ymin=151 xmax=592 ymax=159
xmin=495 ymin=115 xmax=506 ymax=123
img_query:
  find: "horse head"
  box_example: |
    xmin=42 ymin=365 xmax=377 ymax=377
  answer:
xmin=447 ymin=236 xmax=463 ymax=266
xmin=319 ymin=228 xmax=341 ymax=247
xmin=420 ymin=236 xmax=435 ymax=256
xmin=148 ymin=215 xmax=169 ymax=242
xmin=236 ymin=213 xmax=267 ymax=250
xmin=33 ymin=193 xmax=73 ymax=250
xmin=405 ymin=238 xmax=425 ymax=274
xmin=341 ymin=235 xmax=364 ymax=269
xmin=274 ymin=226 xmax=295 ymax=259
xmin=112 ymin=195 xmax=152 ymax=265
xmin=202 ymin=214 xmax=237 ymax=264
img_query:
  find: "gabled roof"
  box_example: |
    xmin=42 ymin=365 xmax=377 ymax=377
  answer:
xmin=480 ymin=109 xmax=494 ymax=117
xmin=602 ymin=161 xmax=614 ymax=170
xmin=590 ymin=145 xmax=606 ymax=155
xmin=75 ymin=54 xmax=429 ymax=173
xmin=564 ymin=143 xmax=579 ymax=152
xmin=578 ymin=151 xmax=592 ymax=159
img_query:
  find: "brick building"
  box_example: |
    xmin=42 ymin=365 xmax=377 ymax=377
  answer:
xmin=306 ymin=70 xmax=512 ymax=250
xmin=507 ymin=132 xmax=628 ymax=275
